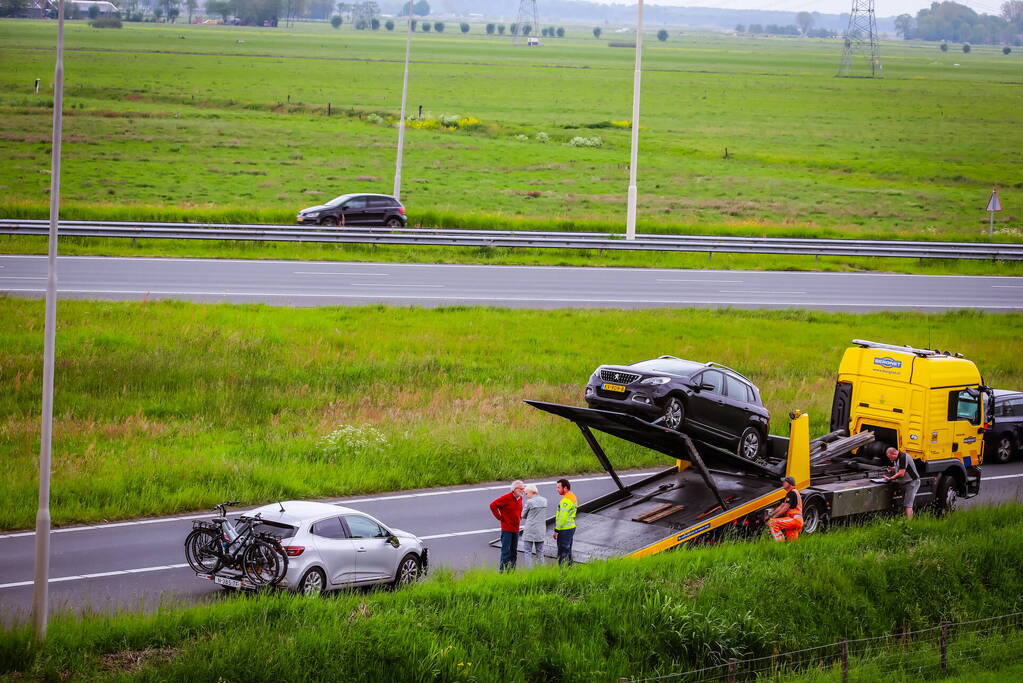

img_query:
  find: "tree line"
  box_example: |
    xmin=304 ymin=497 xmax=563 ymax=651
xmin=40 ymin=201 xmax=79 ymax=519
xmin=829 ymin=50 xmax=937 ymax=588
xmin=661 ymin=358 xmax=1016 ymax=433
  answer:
xmin=895 ymin=1 xmax=1023 ymax=45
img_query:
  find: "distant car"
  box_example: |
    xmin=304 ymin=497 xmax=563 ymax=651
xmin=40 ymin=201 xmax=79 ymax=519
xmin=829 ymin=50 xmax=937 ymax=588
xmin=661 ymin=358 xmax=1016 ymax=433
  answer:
xmin=297 ymin=193 xmax=407 ymax=227
xmin=584 ymin=356 xmax=770 ymax=461
xmin=987 ymin=389 xmax=1023 ymax=463
xmin=246 ymin=501 xmax=427 ymax=595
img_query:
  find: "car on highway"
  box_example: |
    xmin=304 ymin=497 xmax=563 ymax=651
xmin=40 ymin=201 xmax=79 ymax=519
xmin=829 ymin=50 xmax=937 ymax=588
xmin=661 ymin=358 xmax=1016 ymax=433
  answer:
xmin=987 ymin=389 xmax=1023 ymax=463
xmin=246 ymin=501 xmax=427 ymax=594
xmin=296 ymin=193 xmax=407 ymax=227
xmin=584 ymin=356 xmax=770 ymax=461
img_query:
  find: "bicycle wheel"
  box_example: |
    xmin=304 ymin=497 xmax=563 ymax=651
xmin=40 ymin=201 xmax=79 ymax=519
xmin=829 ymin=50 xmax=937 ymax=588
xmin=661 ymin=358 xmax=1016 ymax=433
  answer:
xmin=243 ymin=539 xmax=288 ymax=587
xmin=184 ymin=528 xmax=223 ymax=574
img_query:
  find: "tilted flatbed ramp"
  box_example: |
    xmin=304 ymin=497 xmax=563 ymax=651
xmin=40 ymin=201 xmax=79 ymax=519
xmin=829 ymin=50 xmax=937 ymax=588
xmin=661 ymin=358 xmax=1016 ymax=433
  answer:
xmin=524 ymin=401 xmax=811 ymax=561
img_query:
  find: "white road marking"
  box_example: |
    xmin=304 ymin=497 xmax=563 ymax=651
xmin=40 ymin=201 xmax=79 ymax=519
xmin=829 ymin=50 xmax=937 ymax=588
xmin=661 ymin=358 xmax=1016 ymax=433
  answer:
xmin=982 ymin=473 xmax=1023 ymax=481
xmin=2 ymin=288 xmax=1018 ymax=309
xmin=719 ymin=290 xmax=807 ymax=295
xmin=348 ymin=283 xmax=444 ymax=288
xmin=0 ymin=276 xmax=45 ymax=280
xmin=420 ymin=528 xmax=499 ymax=541
xmin=0 ymin=473 xmax=656 ymax=540
xmin=0 ymin=563 xmax=190 ymax=590
xmin=656 ymin=279 xmax=743 ymax=283
xmin=294 ymin=271 xmax=390 ymax=276
xmin=991 ymin=285 xmax=1023 ymax=288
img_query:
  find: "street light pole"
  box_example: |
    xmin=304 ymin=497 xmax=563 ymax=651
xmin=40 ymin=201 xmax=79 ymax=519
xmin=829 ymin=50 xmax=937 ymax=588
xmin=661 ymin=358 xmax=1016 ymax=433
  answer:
xmin=393 ymin=6 xmax=414 ymax=200
xmin=33 ymin=0 xmax=65 ymax=641
xmin=625 ymin=0 xmax=644 ymax=241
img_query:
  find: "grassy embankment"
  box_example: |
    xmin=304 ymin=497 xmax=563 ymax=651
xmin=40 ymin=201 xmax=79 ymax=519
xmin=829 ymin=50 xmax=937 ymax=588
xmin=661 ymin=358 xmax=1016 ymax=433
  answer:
xmin=2 ymin=298 xmax=1022 ymax=530
xmin=2 ymin=506 xmax=1022 ymax=681
xmin=0 ymin=22 xmax=1021 ymax=274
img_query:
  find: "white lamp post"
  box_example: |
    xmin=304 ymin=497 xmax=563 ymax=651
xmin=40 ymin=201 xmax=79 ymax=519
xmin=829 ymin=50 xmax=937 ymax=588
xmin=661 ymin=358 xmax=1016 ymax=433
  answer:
xmin=393 ymin=6 xmax=414 ymax=200
xmin=625 ymin=0 xmax=644 ymax=241
xmin=34 ymin=0 xmax=66 ymax=641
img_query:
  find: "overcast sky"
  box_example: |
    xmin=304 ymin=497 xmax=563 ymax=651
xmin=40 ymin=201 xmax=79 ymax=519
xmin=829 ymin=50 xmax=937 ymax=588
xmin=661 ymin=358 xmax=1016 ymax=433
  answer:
xmin=620 ymin=0 xmax=1008 ymax=18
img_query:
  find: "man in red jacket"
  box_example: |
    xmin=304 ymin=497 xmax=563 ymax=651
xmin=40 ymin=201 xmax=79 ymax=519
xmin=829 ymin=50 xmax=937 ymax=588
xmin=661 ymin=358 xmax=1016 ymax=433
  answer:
xmin=490 ymin=480 xmax=525 ymax=572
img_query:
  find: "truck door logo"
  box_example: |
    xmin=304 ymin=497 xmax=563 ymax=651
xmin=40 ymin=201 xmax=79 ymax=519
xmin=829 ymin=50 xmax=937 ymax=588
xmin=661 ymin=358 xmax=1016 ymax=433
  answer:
xmin=874 ymin=356 xmax=902 ymax=369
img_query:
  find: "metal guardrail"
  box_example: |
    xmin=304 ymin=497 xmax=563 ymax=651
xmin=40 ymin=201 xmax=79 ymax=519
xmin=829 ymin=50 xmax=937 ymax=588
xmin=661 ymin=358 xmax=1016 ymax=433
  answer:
xmin=2 ymin=219 xmax=1022 ymax=260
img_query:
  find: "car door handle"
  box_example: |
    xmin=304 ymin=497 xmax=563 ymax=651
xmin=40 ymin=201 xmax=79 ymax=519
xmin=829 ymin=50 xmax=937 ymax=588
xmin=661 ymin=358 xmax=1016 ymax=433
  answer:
xmin=357 ymin=548 xmax=367 ymax=553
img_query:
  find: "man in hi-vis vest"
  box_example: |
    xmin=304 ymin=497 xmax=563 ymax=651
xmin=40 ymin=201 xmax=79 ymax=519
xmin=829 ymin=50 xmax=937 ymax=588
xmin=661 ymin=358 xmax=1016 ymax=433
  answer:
xmin=553 ymin=478 xmax=577 ymax=565
xmin=767 ymin=476 xmax=803 ymax=542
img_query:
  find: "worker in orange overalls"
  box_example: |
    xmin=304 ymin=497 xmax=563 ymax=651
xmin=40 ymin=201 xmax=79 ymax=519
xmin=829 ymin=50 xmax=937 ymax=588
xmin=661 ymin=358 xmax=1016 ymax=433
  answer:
xmin=767 ymin=476 xmax=803 ymax=542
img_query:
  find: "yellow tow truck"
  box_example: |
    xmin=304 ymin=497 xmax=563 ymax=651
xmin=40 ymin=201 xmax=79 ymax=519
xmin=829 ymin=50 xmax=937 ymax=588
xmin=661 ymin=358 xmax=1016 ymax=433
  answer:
xmin=526 ymin=340 xmax=987 ymax=561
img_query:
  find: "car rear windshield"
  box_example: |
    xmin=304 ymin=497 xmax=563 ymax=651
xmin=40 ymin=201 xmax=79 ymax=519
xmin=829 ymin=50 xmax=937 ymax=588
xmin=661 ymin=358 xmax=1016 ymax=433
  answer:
xmin=631 ymin=359 xmax=704 ymax=376
xmin=252 ymin=521 xmax=297 ymax=541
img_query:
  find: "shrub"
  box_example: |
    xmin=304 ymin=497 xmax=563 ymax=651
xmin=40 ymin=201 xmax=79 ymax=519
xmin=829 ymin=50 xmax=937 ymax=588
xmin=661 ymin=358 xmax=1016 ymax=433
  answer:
xmin=486 ymin=23 xmax=494 ymax=35
xmin=330 ymin=15 xmax=341 ymax=28
xmin=1004 ymin=46 xmax=1012 ymax=54
xmin=421 ymin=22 xmax=430 ymax=32
xmin=434 ymin=21 xmax=444 ymax=32
xmin=89 ymin=16 xmax=122 ymax=27
xmin=541 ymin=28 xmax=548 ymax=37
xmin=940 ymin=42 xmax=948 ymax=51
xmin=460 ymin=22 xmax=469 ymax=33
xmin=657 ymin=29 xmax=668 ymax=41
xmin=535 ymin=131 xmax=550 ymax=143
xmin=317 ymin=424 xmax=387 ymax=463
xmin=366 ymin=113 xmax=385 ymax=124
xmin=410 ymin=19 xmax=416 ymax=30
xmin=497 ymin=24 xmax=505 ymax=34
xmin=371 ymin=17 xmax=380 ymax=29
xmin=456 ymin=116 xmax=482 ymax=130
xmin=513 ymin=134 xmax=529 ymax=141
xmin=510 ymin=23 xmax=519 ymax=35
xmin=593 ymin=27 xmax=602 ymax=38
xmin=355 ymin=19 xmax=367 ymax=29
xmin=962 ymin=43 xmax=971 ymax=53
xmin=556 ymin=27 xmax=564 ymax=37
xmin=522 ymin=24 xmax=532 ymax=35
xmin=385 ymin=19 xmax=394 ymax=30
xmin=568 ymin=135 xmax=603 ymax=147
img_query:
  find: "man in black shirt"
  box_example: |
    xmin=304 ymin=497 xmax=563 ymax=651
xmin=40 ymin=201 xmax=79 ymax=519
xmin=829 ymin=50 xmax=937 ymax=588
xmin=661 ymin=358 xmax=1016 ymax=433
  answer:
xmin=768 ymin=476 xmax=804 ymax=542
xmin=883 ymin=447 xmax=921 ymax=519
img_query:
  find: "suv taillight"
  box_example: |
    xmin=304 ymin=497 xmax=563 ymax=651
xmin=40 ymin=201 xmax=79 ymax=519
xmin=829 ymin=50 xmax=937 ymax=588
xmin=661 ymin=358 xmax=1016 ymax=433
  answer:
xmin=283 ymin=546 xmax=305 ymax=556
xmin=398 ymin=207 xmax=405 ymax=215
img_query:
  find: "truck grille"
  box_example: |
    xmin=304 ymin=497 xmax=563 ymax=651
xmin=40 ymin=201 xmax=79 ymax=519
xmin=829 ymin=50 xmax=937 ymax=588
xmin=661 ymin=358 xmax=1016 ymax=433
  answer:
xmin=599 ymin=369 xmax=641 ymax=385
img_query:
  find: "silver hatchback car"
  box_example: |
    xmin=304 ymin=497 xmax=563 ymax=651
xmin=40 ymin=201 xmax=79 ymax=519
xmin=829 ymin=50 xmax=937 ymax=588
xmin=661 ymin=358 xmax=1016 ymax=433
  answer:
xmin=248 ymin=500 xmax=428 ymax=595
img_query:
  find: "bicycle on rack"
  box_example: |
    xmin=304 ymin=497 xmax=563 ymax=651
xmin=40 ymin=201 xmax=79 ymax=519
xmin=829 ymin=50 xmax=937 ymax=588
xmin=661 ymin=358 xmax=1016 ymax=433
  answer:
xmin=184 ymin=501 xmax=289 ymax=587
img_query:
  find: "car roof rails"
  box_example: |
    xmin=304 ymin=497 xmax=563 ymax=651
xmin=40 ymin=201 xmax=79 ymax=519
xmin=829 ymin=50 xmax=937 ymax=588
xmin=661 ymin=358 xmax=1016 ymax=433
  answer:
xmin=657 ymin=355 xmax=682 ymax=360
xmin=704 ymin=362 xmax=754 ymax=384
xmin=852 ymin=339 xmax=963 ymax=359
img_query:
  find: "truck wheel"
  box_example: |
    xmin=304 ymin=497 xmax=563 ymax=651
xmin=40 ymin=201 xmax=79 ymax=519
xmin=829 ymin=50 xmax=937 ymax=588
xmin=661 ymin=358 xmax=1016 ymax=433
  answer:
xmin=993 ymin=435 xmax=1014 ymax=464
xmin=801 ymin=500 xmax=827 ymax=535
xmin=935 ymin=474 xmax=959 ymax=514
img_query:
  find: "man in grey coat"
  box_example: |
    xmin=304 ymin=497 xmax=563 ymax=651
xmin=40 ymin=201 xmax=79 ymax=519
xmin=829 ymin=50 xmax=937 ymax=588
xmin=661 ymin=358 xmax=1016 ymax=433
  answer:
xmin=520 ymin=484 xmax=548 ymax=567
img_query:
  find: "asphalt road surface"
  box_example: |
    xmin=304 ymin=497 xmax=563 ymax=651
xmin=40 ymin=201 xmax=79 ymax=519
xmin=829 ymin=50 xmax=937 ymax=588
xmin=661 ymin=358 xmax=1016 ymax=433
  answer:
xmin=2 ymin=462 xmax=1022 ymax=624
xmin=2 ymin=255 xmax=1022 ymax=311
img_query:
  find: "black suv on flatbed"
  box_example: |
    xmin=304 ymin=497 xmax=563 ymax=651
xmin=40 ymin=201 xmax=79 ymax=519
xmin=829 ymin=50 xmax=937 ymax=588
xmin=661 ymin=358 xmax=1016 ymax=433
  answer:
xmin=297 ymin=193 xmax=407 ymax=227
xmin=584 ymin=356 xmax=770 ymax=460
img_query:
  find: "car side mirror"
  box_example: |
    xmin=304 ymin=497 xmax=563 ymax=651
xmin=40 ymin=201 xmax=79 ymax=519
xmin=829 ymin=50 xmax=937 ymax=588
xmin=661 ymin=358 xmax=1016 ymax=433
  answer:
xmin=388 ymin=535 xmax=400 ymax=548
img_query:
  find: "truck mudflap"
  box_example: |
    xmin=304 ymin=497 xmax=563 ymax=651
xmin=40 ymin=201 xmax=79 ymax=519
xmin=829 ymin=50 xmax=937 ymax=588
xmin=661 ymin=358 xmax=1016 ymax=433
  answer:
xmin=965 ymin=466 xmax=981 ymax=498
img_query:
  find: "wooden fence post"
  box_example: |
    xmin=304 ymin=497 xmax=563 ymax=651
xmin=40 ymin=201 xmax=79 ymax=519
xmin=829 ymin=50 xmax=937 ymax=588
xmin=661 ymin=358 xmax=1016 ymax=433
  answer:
xmin=839 ymin=638 xmax=848 ymax=683
xmin=727 ymin=658 xmax=737 ymax=683
xmin=940 ymin=621 xmax=949 ymax=672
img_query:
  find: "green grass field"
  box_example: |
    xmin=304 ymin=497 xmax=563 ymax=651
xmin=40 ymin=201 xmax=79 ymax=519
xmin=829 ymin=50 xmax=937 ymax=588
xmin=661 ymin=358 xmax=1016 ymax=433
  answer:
xmin=2 ymin=506 xmax=1021 ymax=681
xmin=2 ymin=298 xmax=1021 ymax=530
xmin=1 ymin=20 xmax=1021 ymax=244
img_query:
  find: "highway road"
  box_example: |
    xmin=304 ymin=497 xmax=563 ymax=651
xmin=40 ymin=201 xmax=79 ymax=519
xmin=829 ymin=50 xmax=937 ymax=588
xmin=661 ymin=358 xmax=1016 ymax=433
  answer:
xmin=2 ymin=462 xmax=1022 ymax=624
xmin=2 ymin=255 xmax=1022 ymax=311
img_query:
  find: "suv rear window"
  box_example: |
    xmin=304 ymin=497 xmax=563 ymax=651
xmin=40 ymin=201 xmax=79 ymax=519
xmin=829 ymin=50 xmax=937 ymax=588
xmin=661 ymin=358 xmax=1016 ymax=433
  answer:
xmin=368 ymin=198 xmax=392 ymax=207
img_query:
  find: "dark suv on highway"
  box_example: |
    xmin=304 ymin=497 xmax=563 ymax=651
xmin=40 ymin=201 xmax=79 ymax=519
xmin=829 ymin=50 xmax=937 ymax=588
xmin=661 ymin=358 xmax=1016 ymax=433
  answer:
xmin=987 ymin=389 xmax=1023 ymax=463
xmin=584 ymin=356 xmax=770 ymax=461
xmin=297 ymin=193 xmax=407 ymax=227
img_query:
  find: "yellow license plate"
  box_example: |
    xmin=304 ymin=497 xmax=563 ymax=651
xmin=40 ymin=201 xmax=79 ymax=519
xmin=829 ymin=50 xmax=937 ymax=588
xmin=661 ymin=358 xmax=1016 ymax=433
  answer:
xmin=602 ymin=383 xmax=626 ymax=392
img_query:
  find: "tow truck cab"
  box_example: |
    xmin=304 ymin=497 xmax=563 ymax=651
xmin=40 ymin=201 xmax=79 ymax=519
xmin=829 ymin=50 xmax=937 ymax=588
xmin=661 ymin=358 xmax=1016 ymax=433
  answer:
xmin=829 ymin=340 xmax=987 ymax=502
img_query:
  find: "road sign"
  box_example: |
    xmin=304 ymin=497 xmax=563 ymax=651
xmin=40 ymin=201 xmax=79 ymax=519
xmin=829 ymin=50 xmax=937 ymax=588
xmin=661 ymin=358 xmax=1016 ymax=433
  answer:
xmin=986 ymin=189 xmax=1002 ymax=212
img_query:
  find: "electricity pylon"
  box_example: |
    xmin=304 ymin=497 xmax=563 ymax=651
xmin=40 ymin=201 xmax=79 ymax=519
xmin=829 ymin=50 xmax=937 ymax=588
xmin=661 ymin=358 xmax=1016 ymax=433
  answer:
xmin=513 ymin=0 xmax=540 ymax=45
xmin=837 ymin=0 xmax=882 ymax=78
